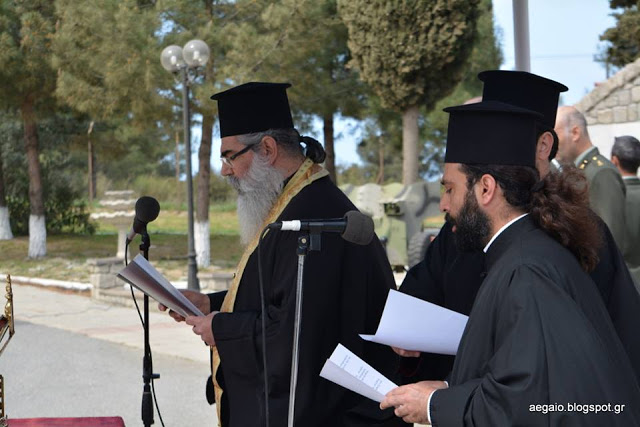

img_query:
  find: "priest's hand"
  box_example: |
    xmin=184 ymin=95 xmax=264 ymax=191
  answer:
xmin=391 ymin=346 xmax=421 ymax=358
xmin=380 ymin=380 xmax=448 ymax=424
xmin=158 ymin=290 xmax=211 ymax=322
xmin=186 ymin=311 xmax=218 ymax=346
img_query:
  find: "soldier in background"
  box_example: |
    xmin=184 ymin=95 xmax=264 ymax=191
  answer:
xmin=554 ymin=106 xmax=627 ymax=251
xmin=612 ymin=135 xmax=640 ymax=291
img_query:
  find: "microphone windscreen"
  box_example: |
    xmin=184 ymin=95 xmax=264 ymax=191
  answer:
xmin=342 ymin=211 xmax=374 ymax=245
xmin=135 ymin=196 xmax=160 ymax=223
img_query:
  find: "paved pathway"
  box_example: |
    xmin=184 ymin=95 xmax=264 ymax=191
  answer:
xmin=1 ymin=283 xmax=217 ymax=426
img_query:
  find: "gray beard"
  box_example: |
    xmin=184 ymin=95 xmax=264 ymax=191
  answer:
xmin=229 ymin=154 xmax=285 ymax=245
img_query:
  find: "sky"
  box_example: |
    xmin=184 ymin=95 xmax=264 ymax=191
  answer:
xmin=201 ymin=1 xmax=618 ymax=173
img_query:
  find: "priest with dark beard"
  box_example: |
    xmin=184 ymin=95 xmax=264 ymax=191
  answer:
xmin=397 ymin=71 xmax=640 ymax=388
xmin=160 ymin=82 xmax=404 ymax=427
xmin=381 ymin=101 xmax=640 ymax=425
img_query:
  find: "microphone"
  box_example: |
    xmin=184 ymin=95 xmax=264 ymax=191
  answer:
xmin=268 ymin=210 xmax=375 ymax=245
xmin=126 ymin=196 xmax=161 ymax=243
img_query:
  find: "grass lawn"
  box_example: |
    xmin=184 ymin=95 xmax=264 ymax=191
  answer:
xmin=2 ymin=205 xmax=445 ymax=283
xmin=0 ymin=207 xmax=244 ymax=283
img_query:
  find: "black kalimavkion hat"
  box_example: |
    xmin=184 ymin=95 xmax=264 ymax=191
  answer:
xmin=479 ymin=70 xmax=568 ymax=129
xmin=210 ymin=82 xmax=294 ymax=138
xmin=443 ymin=100 xmax=543 ymax=168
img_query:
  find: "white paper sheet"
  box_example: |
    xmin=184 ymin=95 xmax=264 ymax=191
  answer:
xmin=117 ymin=254 xmax=204 ymax=318
xmin=360 ymin=289 xmax=468 ymax=355
xmin=319 ymin=344 xmax=397 ymax=402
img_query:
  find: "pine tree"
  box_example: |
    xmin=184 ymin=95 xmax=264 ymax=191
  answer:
xmin=600 ymin=0 xmax=640 ymax=68
xmin=0 ymin=0 xmax=59 ymax=257
xmin=338 ymin=0 xmax=480 ymax=184
xmin=158 ymin=0 xmax=236 ymax=268
xmin=52 ymin=0 xmax=168 ymax=198
xmin=221 ymin=0 xmax=367 ymax=183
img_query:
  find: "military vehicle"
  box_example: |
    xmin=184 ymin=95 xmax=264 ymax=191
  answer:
xmin=341 ymin=181 xmax=443 ymax=270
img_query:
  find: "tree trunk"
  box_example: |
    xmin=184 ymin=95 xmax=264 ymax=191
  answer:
xmin=402 ymin=105 xmax=420 ymax=185
xmin=0 ymin=146 xmax=13 ymax=240
xmin=88 ymin=139 xmax=94 ymax=201
xmin=375 ymin=138 xmax=384 ymax=185
xmin=21 ymin=97 xmax=46 ymax=257
xmin=195 ymin=111 xmax=213 ymax=268
xmin=323 ymin=113 xmax=336 ymax=183
xmin=87 ymin=121 xmax=96 ymax=202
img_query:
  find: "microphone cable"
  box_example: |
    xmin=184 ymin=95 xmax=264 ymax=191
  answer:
xmin=257 ymin=226 xmax=271 ymax=427
xmin=124 ymin=241 xmax=166 ymax=427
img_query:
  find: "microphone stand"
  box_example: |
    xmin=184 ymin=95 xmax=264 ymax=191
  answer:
xmin=140 ymin=230 xmax=160 ymax=427
xmin=287 ymin=230 xmax=322 ymax=427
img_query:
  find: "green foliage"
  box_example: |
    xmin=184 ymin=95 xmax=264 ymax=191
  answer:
xmin=355 ymin=98 xmax=405 ymax=183
xmin=0 ymin=0 xmax=57 ymax=110
xmin=610 ymin=0 xmax=635 ymax=9
xmin=109 ymin=172 xmax=233 ymax=209
xmin=600 ymin=1 xmax=640 ymax=68
xmin=222 ymin=0 xmax=366 ymax=118
xmin=52 ymin=0 xmax=177 ymax=185
xmin=337 ymin=163 xmax=383 ymax=185
xmin=155 ymin=0 xmax=234 ymax=118
xmin=419 ymin=0 xmax=502 ymax=176
xmin=354 ymin=0 xmax=501 ymax=180
xmin=0 ymin=111 xmax=97 ymax=235
xmin=53 ymin=0 xmax=166 ymax=126
xmin=338 ymin=0 xmax=480 ymax=112
xmin=208 ymin=172 xmax=235 ymax=202
xmin=217 ymin=0 xmax=369 ymax=180
xmin=127 ymin=175 xmax=186 ymax=207
xmin=7 ymin=191 xmax=95 ymax=236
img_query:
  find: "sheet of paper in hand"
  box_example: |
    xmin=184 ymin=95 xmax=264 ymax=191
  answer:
xmin=117 ymin=254 xmax=204 ymax=318
xmin=360 ymin=289 xmax=468 ymax=355
xmin=319 ymin=343 xmax=397 ymax=402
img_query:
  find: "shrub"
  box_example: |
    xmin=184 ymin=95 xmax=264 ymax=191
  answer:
xmin=7 ymin=189 xmax=96 ymax=236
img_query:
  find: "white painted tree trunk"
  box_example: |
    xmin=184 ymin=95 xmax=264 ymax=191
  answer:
xmin=195 ymin=220 xmax=210 ymax=268
xmin=28 ymin=214 xmax=46 ymax=258
xmin=0 ymin=206 xmax=13 ymax=240
xmin=402 ymin=105 xmax=420 ymax=185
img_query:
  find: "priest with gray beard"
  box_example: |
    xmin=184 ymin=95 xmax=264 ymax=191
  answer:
xmin=159 ymin=82 xmax=405 ymax=427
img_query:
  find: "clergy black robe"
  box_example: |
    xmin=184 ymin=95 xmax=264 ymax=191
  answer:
xmin=208 ymin=176 xmax=405 ymax=427
xmin=400 ymin=215 xmax=640 ymax=386
xmin=430 ymin=216 xmax=640 ymax=426
xmin=399 ymin=221 xmax=485 ymax=381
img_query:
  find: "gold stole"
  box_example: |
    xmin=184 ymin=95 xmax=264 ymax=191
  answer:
xmin=211 ymin=158 xmax=329 ymax=425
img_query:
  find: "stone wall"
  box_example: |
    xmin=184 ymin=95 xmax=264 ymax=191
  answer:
xmin=575 ymin=57 xmax=640 ymax=159
xmin=87 ymin=257 xmax=124 ymax=300
xmin=577 ymin=57 xmax=640 ymax=126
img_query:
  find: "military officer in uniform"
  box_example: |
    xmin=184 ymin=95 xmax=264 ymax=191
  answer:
xmin=612 ymin=135 xmax=640 ymax=290
xmin=554 ymin=105 xmax=627 ymax=251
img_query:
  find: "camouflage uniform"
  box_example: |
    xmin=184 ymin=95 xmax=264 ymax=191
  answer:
xmin=576 ymin=146 xmax=627 ymax=251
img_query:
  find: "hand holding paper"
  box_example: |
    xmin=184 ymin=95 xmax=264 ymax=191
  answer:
xmin=360 ymin=290 xmax=468 ymax=355
xmin=117 ymin=254 xmax=204 ymax=318
xmin=159 ymin=289 xmax=211 ymax=322
xmin=320 ymin=344 xmax=397 ymax=403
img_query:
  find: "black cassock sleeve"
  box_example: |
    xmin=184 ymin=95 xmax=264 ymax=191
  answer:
xmin=431 ymin=265 xmax=640 ymax=427
xmin=208 ymin=290 xmax=227 ymax=313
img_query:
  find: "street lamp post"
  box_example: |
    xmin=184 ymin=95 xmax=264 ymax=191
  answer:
xmin=161 ymin=40 xmax=210 ymax=291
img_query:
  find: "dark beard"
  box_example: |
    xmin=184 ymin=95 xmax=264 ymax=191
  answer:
xmin=450 ymin=190 xmax=492 ymax=252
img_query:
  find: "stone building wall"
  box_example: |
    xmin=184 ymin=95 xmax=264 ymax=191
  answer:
xmin=575 ymin=57 xmax=640 ymax=159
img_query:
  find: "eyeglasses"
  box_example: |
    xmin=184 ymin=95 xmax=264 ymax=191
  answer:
xmin=220 ymin=143 xmax=257 ymax=168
